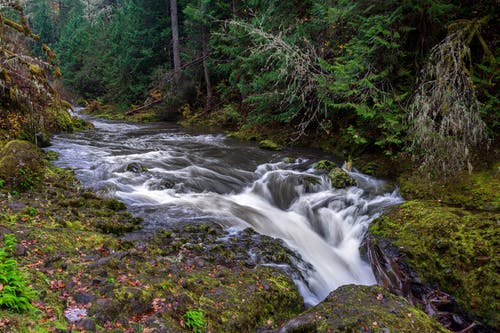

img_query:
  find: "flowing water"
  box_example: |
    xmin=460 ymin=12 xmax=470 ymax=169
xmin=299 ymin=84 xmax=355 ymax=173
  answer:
xmin=49 ymin=114 xmax=402 ymax=306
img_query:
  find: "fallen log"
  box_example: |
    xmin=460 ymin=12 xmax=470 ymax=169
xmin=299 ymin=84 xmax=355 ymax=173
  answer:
xmin=124 ymin=99 xmax=161 ymax=116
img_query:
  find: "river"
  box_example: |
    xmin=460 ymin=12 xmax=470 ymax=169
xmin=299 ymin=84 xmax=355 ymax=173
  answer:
xmin=48 ymin=114 xmax=402 ymax=306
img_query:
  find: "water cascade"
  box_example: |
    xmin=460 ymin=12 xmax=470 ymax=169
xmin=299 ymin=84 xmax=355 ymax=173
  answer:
xmin=49 ymin=115 xmax=402 ymax=305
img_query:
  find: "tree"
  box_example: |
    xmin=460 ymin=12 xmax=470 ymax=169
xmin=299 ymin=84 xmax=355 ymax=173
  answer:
xmin=170 ymin=0 xmax=181 ymax=86
xmin=0 ymin=1 xmax=68 ymax=139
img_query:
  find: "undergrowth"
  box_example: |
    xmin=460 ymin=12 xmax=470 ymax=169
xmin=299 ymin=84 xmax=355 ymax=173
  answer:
xmin=0 ymin=234 xmax=37 ymax=313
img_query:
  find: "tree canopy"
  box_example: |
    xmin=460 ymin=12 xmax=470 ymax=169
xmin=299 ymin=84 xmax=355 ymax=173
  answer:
xmin=4 ymin=0 xmax=499 ymax=175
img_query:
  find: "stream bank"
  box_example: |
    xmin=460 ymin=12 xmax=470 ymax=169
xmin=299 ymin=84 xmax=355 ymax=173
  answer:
xmin=0 ymin=107 xmax=498 ymax=332
xmin=0 ymin=141 xmax=447 ymax=332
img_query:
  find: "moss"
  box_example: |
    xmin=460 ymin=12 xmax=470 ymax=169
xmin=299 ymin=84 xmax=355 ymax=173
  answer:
xmin=370 ymin=200 xmax=499 ymax=327
xmin=315 ymin=159 xmax=336 ymax=171
xmin=276 ymin=285 xmax=448 ymax=332
xmin=328 ymin=167 xmax=356 ymax=188
xmin=0 ymin=140 xmax=43 ymax=190
xmin=259 ymin=139 xmax=283 ymax=151
xmin=398 ymin=167 xmax=499 ymax=211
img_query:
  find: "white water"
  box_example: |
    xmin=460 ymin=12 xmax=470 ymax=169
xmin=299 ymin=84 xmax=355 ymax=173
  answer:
xmin=49 ymin=115 xmax=402 ymax=306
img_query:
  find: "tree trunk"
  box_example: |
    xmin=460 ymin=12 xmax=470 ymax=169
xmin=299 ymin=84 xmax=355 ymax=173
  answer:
xmin=201 ymin=2 xmax=212 ymax=111
xmin=169 ymin=0 xmax=181 ymax=86
xmin=232 ymin=0 xmax=238 ymax=16
xmin=202 ymin=32 xmax=212 ymax=111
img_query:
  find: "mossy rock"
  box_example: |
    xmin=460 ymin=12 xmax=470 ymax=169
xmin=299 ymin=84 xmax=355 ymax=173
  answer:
xmin=126 ymin=162 xmax=148 ymax=173
xmin=274 ymin=284 xmax=448 ymax=332
xmin=398 ymin=168 xmax=499 ymax=211
xmin=370 ymin=200 xmax=499 ymax=327
xmin=259 ymin=139 xmax=283 ymax=151
xmin=0 ymin=140 xmax=43 ymax=189
xmin=315 ymin=159 xmax=336 ymax=171
xmin=328 ymin=167 xmax=356 ymax=188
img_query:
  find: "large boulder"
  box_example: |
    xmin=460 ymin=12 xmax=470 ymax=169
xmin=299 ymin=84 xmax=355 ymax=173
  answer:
xmin=0 ymin=140 xmax=43 ymax=189
xmin=273 ymin=284 xmax=448 ymax=332
xmin=369 ymin=200 xmax=499 ymax=330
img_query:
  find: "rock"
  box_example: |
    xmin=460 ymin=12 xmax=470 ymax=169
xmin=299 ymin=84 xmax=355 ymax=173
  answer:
xmin=149 ymin=179 xmax=176 ymax=190
xmin=12 ymin=243 xmax=26 ymax=256
xmin=126 ymin=162 xmax=148 ymax=173
xmin=328 ymin=167 xmax=356 ymax=188
xmin=258 ymin=139 xmax=282 ymax=151
xmin=0 ymin=140 xmax=43 ymax=188
xmin=273 ymin=285 xmax=448 ymax=333
xmin=315 ymin=159 xmax=336 ymax=171
xmin=35 ymin=132 xmax=51 ymax=147
xmin=79 ymin=318 xmax=96 ymax=332
xmin=74 ymin=292 xmax=95 ymax=305
xmin=369 ymin=200 xmax=499 ymax=330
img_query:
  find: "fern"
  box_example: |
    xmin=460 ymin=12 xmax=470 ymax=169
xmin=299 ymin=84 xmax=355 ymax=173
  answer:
xmin=0 ymin=234 xmax=37 ymax=313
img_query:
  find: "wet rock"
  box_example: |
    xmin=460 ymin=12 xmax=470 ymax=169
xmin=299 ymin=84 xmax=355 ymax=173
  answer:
xmin=126 ymin=162 xmax=148 ymax=173
xmin=272 ymin=285 xmax=448 ymax=333
xmin=328 ymin=167 xmax=356 ymax=188
xmin=90 ymin=298 xmax=118 ymax=323
xmin=35 ymin=132 xmax=51 ymax=148
xmin=13 ymin=243 xmax=26 ymax=256
xmin=259 ymin=139 xmax=282 ymax=151
xmin=149 ymin=179 xmax=176 ymax=190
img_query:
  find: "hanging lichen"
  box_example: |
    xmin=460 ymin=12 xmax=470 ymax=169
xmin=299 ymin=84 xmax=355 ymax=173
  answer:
xmin=408 ymin=17 xmax=491 ymax=178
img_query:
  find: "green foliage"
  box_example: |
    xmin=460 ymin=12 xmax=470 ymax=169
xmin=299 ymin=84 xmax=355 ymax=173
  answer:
xmin=53 ymin=0 xmax=168 ymax=104
xmin=0 ymin=234 xmax=37 ymax=313
xmin=21 ymin=0 xmax=498 ymax=164
xmin=0 ymin=179 xmax=4 ymax=188
xmin=27 ymin=207 xmax=38 ymax=217
xmin=184 ymin=309 xmax=206 ymax=333
xmin=16 ymin=167 xmax=40 ymax=192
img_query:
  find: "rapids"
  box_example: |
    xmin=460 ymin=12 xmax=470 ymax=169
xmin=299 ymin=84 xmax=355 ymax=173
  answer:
xmin=49 ymin=114 xmax=402 ymax=306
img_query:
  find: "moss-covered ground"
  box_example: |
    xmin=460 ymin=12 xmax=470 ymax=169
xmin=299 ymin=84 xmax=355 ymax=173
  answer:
xmin=369 ymin=164 xmax=499 ymax=330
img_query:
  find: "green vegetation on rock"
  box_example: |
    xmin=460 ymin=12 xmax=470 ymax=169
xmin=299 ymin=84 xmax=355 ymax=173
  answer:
xmin=0 ymin=141 xmax=43 ymax=191
xmin=370 ymin=200 xmax=499 ymax=327
xmin=275 ymin=284 xmax=448 ymax=332
xmin=258 ymin=139 xmax=283 ymax=151
xmin=328 ymin=167 xmax=356 ymax=188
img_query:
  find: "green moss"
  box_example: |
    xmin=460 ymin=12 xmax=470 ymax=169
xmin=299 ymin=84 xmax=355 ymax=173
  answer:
xmin=258 ymin=139 xmax=282 ymax=151
xmin=0 ymin=140 xmax=43 ymax=190
xmin=328 ymin=168 xmax=356 ymax=188
xmin=398 ymin=167 xmax=499 ymax=211
xmin=276 ymin=285 xmax=448 ymax=332
xmin=315 ymin=160 xmax=336 ymax=171
xmin=370 ymin=200 xmax=499 ymax=327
